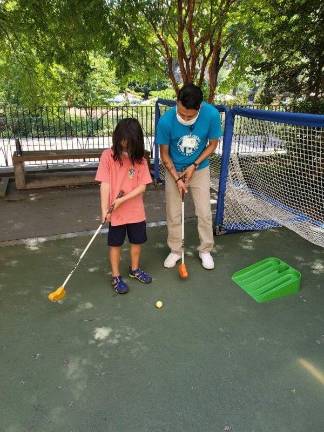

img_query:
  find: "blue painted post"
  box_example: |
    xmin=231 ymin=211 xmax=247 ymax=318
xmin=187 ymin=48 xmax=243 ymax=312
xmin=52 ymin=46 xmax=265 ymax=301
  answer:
xmin=214 ymin=109 xmax=235 ymax=233
xmin=153 ymin=98 xmax=177 ymax=181
xmin=153 ymin=100 xmax=161 ymax=181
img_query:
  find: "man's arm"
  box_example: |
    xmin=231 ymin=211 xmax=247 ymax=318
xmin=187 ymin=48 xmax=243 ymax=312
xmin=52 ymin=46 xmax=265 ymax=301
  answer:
xmin=184 ymin=139 xmax=219 ymax=183
xmin=195 ymin=139 xmax=219 ymax=166
xmin=160 ymin=145 xmax=179 ymax=181
xmin=160 ymin=145 xmax=188 ymax=194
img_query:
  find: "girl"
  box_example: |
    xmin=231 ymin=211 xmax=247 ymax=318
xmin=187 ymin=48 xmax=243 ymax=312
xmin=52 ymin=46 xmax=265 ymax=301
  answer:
xmin=95 ymin=118 xmax=152 ymax=294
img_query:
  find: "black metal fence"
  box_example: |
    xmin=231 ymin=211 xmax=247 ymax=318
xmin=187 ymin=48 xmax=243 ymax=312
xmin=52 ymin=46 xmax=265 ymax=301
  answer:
xmin=0 ymin=103 xmax=289 ymax=168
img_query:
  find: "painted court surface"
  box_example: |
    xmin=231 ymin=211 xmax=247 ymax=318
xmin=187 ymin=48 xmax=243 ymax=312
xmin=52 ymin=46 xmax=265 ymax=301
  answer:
xmin=0 ymin=223 xmax=323 ymax=432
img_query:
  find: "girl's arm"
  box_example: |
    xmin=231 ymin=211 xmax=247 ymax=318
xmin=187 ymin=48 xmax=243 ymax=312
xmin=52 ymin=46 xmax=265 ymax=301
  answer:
xmin=112 ymin=184 xmax=146 ymax=210
xmin=100 ymin=182 xmax=110 ymax=222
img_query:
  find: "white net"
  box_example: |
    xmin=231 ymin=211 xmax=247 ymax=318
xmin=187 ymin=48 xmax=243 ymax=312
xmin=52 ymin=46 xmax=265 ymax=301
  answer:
xmin=222 ymin=116 xmax=324 ymax=247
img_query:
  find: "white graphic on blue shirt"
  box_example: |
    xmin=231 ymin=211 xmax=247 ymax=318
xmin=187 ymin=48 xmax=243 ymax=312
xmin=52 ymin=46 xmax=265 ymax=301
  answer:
xmin=177 ymin=135 xmax=200 ymax=156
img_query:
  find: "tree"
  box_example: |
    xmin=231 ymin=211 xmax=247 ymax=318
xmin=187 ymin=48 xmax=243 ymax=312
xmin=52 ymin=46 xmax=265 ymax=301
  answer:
xmin=0 ymin=0 xmax=322 ymax=108
xmin=111 ymin=0 xmax=242 ymax=102
xmin=0 ymin=0 xmax=114 ymax=106
xmin=251 ymin=0 xmax=324 ymax=110
xmin=0 ymin=1 xmax=276 ymax=105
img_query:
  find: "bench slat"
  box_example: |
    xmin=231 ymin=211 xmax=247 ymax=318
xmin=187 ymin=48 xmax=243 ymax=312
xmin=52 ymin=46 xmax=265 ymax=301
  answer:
xmin=13 ymin=148 xmax=104 ymax=162
xmin=12 ymin=148 xmax=152 ymax=190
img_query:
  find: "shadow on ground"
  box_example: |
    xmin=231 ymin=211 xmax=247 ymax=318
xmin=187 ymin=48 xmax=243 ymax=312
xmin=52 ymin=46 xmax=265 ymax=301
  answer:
xmin=0 ymin=224 xmax=323 ymax=432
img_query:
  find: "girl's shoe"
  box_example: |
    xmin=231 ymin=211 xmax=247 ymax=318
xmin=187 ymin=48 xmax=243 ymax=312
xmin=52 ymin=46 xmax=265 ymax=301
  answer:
xmin=129 ymin=267 xmax=152 ymax=284
xmin=112 ymin=276 xmax=129 ymax=294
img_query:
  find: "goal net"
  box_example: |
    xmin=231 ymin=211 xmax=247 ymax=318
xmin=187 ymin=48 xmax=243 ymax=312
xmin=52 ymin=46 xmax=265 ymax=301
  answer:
xmin=215 ymin=108 xmax=324 ymax=247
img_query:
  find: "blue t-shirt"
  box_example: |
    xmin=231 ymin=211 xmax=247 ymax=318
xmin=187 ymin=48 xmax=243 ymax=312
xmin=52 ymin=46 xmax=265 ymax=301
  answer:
xmin=156 ymin=102 xmax=221 ymax=171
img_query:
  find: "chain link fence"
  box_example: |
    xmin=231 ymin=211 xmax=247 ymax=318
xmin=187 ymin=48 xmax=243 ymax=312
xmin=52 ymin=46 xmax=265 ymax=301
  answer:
xmin=0 ymin=104 xmax=289 ymax=169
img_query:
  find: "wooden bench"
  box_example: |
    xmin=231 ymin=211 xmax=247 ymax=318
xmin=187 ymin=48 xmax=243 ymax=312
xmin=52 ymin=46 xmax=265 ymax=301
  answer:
xmin=12 ymin=147 xmax=151 ymax=190
xmin=12 ymin=148 xmax=104 ymax=190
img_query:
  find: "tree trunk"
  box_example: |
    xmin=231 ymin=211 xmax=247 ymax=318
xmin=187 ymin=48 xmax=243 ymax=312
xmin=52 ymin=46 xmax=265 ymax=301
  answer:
xmin=207 ymin=44 xmax=221 ymax=102
xmin=167 ymin=57 xmax=180 ymax=95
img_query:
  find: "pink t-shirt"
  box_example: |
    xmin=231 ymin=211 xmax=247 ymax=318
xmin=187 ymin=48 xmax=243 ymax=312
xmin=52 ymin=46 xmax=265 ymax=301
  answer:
xmin=95 ymin=149 xmax=152 ymax=226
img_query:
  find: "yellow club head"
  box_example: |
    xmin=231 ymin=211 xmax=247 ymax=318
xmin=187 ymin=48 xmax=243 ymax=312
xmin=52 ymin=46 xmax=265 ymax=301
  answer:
xmin=48 ymin=286 xmax=66 ymax=302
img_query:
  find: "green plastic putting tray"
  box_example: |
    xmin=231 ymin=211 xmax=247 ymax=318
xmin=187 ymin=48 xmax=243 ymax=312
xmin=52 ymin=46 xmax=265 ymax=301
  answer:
xmin=232 ymin=257 xmax=301 ymax=303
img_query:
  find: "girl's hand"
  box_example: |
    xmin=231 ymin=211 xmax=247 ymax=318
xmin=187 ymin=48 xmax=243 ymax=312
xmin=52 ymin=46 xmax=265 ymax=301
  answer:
xmin=102 ymin=211 xmax=110 ymax=224
xmin=111 ymin=197 xmax=124 ymax=211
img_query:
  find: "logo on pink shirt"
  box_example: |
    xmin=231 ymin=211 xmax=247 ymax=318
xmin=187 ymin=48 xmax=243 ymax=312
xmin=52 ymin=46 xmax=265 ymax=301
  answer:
xmin=128 ymin=167 xmax=136 ymax=178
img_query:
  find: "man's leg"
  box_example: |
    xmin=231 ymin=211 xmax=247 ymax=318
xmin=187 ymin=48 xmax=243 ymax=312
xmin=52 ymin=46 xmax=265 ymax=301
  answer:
xmin=189 ymin=167 xmax=214 ymax=254
xmin=165 ymin=170 xmax=182 ymax=255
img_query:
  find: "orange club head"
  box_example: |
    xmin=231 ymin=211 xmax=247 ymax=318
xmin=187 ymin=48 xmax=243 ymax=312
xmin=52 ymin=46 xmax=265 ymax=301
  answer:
xmin=178 ymin=263 xmax=189 ymax=279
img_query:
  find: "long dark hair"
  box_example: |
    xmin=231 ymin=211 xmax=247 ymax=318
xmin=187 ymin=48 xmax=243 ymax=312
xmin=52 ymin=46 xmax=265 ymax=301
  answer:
xmin=112 ymin=118 xmax=145 ymax=165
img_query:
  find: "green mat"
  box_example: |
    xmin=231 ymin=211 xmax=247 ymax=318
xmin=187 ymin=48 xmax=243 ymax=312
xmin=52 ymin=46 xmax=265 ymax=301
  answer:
xmin=232 ymin=257 xmax=301 ymax=303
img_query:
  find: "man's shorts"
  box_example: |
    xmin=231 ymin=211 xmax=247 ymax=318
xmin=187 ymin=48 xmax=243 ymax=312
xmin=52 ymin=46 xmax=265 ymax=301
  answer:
xmin=108 ymin=221 xmax=147 ymax=247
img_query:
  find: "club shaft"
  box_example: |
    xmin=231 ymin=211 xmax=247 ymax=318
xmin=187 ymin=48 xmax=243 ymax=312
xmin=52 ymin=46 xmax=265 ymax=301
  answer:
xmin=62 ymin=223 xmax=104 ymax=287
xmin=181 ymin=199 xmax=184 ymax=264
xmin=60 ymin=190 xmax=124 ymax=289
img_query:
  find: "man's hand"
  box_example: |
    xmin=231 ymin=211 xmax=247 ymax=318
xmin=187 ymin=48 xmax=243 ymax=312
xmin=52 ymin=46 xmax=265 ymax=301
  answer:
xmin=176 ymin=177 xmax=188 ymax=195
xmin=183 ymin=164 xmax=196 ymax=185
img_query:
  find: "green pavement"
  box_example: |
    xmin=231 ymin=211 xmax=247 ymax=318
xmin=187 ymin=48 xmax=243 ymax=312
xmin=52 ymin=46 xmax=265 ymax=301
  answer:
xmin=0 ymin=224 xmax=323 ymax=432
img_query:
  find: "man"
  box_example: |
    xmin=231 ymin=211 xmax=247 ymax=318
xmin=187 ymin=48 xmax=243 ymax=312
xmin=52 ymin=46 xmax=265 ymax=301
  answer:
xmin=156 ymin=83 xmax=221 ymax=270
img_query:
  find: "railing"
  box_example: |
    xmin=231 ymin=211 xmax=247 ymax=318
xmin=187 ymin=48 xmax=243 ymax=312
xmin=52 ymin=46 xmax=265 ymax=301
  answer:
xmin=0 ymin=103 xmax=289 ymax=168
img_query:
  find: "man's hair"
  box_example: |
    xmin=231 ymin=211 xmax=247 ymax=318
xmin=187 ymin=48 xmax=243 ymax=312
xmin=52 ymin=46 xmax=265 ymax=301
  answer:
xmin=112 ymin=118 xmax=144 ymax=165
xmin=177 ymin=83 xmax=203 ymax=110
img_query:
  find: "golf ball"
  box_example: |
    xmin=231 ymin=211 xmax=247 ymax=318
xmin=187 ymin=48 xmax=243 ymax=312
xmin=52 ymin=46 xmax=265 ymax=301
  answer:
xmin=155 ymin=300 xmax=163 ymax=309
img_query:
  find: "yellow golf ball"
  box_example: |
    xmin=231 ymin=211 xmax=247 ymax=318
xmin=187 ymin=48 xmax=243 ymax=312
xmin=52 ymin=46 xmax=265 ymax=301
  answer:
xmin=155 ymin=300 xmax=163 ymax=309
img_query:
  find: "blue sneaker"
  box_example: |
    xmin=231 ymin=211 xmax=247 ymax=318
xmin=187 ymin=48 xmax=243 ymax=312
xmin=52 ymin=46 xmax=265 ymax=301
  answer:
xmin=112 ymin=276 xmax=129 ymax=294
xmin=128 ymin=267 xmax=152 ymax=284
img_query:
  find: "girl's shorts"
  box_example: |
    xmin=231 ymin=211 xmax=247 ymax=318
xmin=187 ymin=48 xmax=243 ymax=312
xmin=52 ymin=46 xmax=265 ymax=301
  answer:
xmin=108 ymin=221 xmax=147 ymax=247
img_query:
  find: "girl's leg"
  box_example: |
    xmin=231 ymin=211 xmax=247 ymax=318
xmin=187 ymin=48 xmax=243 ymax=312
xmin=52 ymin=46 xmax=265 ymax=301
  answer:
xmin=109 ymin=246 xmax=121 ymax=277
xmin=129 ymin=243 xmax=152 ymax=283
xmin=127 ymin=222 xmax=151 ymax=284
xmin=130 ymin=243 xmax=141 ymax=271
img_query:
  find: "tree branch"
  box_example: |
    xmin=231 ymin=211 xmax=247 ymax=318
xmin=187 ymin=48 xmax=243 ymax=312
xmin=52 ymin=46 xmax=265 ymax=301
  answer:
xmin=143 ymin=10 xmax=179 ymax=93
xmin=186 ymin=0 xmax=197 ymax=82
xmin=177 ymin=0 xmax=189 ymax=82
